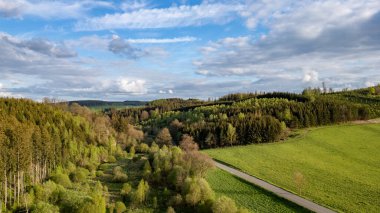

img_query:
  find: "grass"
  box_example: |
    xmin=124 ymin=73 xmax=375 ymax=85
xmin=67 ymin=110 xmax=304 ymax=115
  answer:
xmin=206 ymin=169 xmax=310 ymax=213
xmin=204 ymin=123 xmax=380 ymax=213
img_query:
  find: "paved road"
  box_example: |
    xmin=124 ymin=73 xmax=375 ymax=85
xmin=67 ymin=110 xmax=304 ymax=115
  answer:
xmin=214 ymin=161 xmax=336 ymax=213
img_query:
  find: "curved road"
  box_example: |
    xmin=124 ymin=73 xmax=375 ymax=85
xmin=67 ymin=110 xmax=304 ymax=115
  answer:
xmin=214 ymin=161 xmax=336 ymax=213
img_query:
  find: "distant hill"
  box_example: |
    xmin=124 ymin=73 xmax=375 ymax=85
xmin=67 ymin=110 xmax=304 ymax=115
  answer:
xmin=68 ymin=100 xmax=147 ymax=109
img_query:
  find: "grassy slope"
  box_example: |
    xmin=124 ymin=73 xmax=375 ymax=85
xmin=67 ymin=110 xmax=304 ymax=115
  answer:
xmin=206 ymin=169 xmax=310 ymax=213
xmin=204 ymin=124 xmax=380 ymax=213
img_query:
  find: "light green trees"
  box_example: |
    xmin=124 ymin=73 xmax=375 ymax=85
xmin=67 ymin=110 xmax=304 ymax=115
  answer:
xmin=226 ymin=124 xmax=237 ymax=146
xmin=132 ymin=179 xmax=150 ymax=205
xmin=143 ymin=161 xmax=152 ymax=179
xmin=114 ymin=201 xmax=127 ymax=213
xmin=120 ymin=183 xmax=132 ymax=198
xmin=212 ymin=196 xmax=237 ymax=213
xmin=183 ymin=177 xmax=214 ymax=206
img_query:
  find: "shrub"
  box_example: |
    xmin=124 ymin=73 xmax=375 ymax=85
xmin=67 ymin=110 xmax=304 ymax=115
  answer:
xmin=112 ymin=172 xmax=128 ymax=183
xmin=120 ymin=183 xmax=132 ymax=197
xmin=115 ymin=201 xmax=127 ymax=213
xmin=113 ymin=166 xmax=123 ymax=175
xmin=51 ymin=173 xmax=72 ymax=188
xmin=112 ymin=166 xmax=128 ymax=182
xmin=66 ymin=161 xmax=77 ymax=173
xmin=183 ymin=177 xmax=214 ymax=206
xmin=32 ymin=202 xmax=59 ymax=213
xmin=129 ymin=146 xmax=136 ymax=158
xmin=70 ymin=168 xmax=88 ymax=183
xmin=138 ymin=143 xmax=150 ymax=153
xmin=168 ymin=194 xmax=183 ymax=206
xmin=59 ymin=189 xmax=96 ymax=213
xmin=143 ymin=160 xmax=152 ymax=178
xmin=96 ymin=171 xmax=104 ymax=177
xmin=131 ymin=179 xmax=149 ymax=205
xmin=212 ymin=196 xmax=238 ymax=213
xmin=108 ymin=156 xmax=117 ymax=163
xmin=167 ymin=206 xmax=176 ymax=213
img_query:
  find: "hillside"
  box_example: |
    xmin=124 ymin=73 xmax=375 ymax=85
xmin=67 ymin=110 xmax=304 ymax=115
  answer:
xmin=0 ymin=98 xmax=257 ymax=213
xmin=204 ymin=123 xmax=380 ymax=212
xmin=109 ymin=86 xmax=380 ymax=149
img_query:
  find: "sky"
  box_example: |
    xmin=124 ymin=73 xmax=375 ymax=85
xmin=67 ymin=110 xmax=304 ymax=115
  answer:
xmin=0 ymin=0 xmax=379 ymax=101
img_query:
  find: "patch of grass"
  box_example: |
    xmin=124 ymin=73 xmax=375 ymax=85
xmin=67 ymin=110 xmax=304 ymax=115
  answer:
xmin=206 ymin=169 xmax=310 ymax=213
xmin=204 ymin=124 xmax=380 ymax=213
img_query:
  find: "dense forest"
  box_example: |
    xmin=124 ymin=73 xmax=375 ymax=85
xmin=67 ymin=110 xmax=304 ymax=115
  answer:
xmin=0 ymin=98 xmax=247 ymax=212
xmin=109 ymin=86 xmax=380 ymax=148
xmin=1 ymin=86 xmax=379 ymax=212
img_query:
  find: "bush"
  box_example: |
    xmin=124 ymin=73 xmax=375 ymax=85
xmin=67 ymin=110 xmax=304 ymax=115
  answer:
xmin=167 ymin=206 xmax=176 ymax=213
xmin=120 ymin=183 xmax=132 ymax=197
xmin=113 ymin=166 xmax=123 ymax=175
xmin=112 ymin=172 xmax=128 ymax=183
xmin=96 ymin=171 xmax=104 ymax=177
xmin=70 ymin=168 xmax=89 ymax=183
xmin=51 ymin=173 xmax=72 ymax=188
xmin=32 ymin=202 xmax=59 ymax=213
xmin=115 ymin=201 xmax=127 ymax=213
xmin=66 ymin=161 xmax=77 ymax=173
xmin=108 ymin=156 xmax=117 ymax=163
xmin=112 ymin=166 xmax=128 ymax=182
xmin=183 ymin=177 xmax=214 ymax=206
xmin=34 ymin=181 xmax=62 ymax=202
xmin=138 ymin=143 xmax=150 ymax=153
xmin=168 ymin=194 xmax=183 ymax=206
xmin=59 ymin=189 xmax=104 ymax=213
xmin=212 ymin=196 xmax=238 ymax=213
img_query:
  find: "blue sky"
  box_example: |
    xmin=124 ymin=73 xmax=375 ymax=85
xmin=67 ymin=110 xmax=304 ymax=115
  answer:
xmin=0 ymin=0 xmax=379 ymax=101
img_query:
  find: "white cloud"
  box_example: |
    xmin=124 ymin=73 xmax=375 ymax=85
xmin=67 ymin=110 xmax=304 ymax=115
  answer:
xmin=302 ymin=70 xmax=318 ymax=83
xmin=0 ymin=0 xmax=113 ymax=19
xmin=158 ymin=89 xmax=174 ymax=94
xmin=194 ymin=0 xmax=380 ymax=90
xmin=75 ymin=3 xmax=242 ymax=30
xmin=365 ymin=81 xmax=375 ymax=87
xmin=117 ymin=78 xmax=147 ymax=94
xmin=127 ymin=36 xmax=197 ymax=44
xmin=121 ymin=0 xmax=149 ymax=11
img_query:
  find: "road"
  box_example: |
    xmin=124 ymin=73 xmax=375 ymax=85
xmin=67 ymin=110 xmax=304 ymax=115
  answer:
xmin=214 ymin=161 xmax=336 ymax=213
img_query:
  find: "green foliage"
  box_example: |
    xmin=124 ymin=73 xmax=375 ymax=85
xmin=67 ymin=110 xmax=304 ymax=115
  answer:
xmin=0 ymin=98 xmax=119 ymax=211
xmin=143 ymin=160 xmax=152 ymax=179
xmin=70 ymin=168 xmax=89 ymax=183
xmin=96 ymin=170 xmax=104 ymax=177
xmin=32 ymin=202 xmax=59 ymax=213
xmin=129 ymin=146 xmax=136 ymax=158
xmin=114 ymin=201 xmax=127 ymax=213
xmin=183 ymin=177 xmax=214 ymax=206
xmin=120 ymin=183 xmax=132 ymax=197
xmin=212 ymin=196 xmax=238 ymax=213
xmin=132 ymin=179 xmax=150 ymax=205
xmin=137 ymin=143 xmax=150 ymax=153
xmin=112 ymin=171 xmax=128 ymax=183
xmin=51 ymin=173 xmax=72 ymax=188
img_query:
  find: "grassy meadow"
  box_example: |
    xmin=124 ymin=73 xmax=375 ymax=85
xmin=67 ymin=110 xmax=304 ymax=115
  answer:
xmin=204 ymin=124 xmax=380 ymax=212
xmin=206 ymin=169 xmax=310 ymax=213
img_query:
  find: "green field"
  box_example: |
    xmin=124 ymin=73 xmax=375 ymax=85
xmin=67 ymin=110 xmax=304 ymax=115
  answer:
xmin=206 ymin=169 xmax=310 ymax=213
xmin=204 ymin=124 xmax=380 ymax=213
